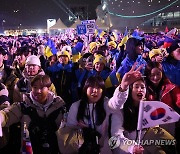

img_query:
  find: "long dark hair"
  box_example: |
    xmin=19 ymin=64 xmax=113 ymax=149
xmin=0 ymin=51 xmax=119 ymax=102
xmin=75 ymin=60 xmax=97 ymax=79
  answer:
xmin=144 ymin=62 xmax=168 ymax=99
xmin=123 ymin=78 xmax=146 ymax=132
xmin=126 ymin=38 xmax=144 ymax=60
xmin=77 ymin=76 xmax=106 ymax=126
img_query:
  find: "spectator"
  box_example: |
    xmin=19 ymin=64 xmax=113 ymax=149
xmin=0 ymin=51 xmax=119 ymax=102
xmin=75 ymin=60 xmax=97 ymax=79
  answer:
xmin=46 ymin=50 xmax=77 ymax=110
xmin=63 ymin=64 xmax=143 ymax=153
xmin=13 ymin=55 xmax=56 ymax=102
xmin=110 ymin=73 xmax=175 ymax=154
xmin=162 ymin=40 xmax=180 ymax=86
xmin=0 ymin=75 xmax=65 ymax=154
xmin=0 ymin=46 xmax=18 ymax=103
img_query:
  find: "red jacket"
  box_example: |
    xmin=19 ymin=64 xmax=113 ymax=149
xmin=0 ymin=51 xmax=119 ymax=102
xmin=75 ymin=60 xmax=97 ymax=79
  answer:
xmin=147 ymin=79 xmax=180 ymax=110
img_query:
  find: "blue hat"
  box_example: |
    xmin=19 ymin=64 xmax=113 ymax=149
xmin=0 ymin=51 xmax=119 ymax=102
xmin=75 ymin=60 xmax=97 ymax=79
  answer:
xmin=157 ymin=41 xmax=164 ymax=47
xmin=75 ymin=42 xmax=83 ymax=52
xmin=131 ymin=30 xmax=144 ymax=40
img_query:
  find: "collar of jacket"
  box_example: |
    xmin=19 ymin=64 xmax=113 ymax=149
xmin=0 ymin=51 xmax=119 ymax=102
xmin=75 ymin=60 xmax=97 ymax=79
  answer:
xmin=22 ymin=69 xmax=45 ymax=81
xmin=23 ymin=92 xmax=65 ymax=112
xmin=57 ymin=62 xmax=73 ymax=71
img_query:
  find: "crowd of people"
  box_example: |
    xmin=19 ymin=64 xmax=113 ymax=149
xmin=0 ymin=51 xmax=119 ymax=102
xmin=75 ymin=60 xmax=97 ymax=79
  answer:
xmin=0 ymin=27 xmax=179 ymax=154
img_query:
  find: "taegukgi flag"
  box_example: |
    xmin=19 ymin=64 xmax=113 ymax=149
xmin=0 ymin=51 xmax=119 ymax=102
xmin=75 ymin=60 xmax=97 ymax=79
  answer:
xmin=137 ymin=101 xmax=180 ymax=130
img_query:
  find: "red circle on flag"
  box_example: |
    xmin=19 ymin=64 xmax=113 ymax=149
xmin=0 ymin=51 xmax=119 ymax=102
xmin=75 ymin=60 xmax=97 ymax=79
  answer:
xmin=150 ymin=108 xmax=166 ymax=120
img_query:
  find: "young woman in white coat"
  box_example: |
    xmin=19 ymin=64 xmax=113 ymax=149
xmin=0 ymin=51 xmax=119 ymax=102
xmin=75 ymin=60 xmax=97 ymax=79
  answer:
xmin=66 ymin=64 xmax=144 ymax=154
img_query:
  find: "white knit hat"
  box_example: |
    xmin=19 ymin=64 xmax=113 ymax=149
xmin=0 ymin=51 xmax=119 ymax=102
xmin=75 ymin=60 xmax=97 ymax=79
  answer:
xmin=26 ymin=55 xmax=41 ymax=66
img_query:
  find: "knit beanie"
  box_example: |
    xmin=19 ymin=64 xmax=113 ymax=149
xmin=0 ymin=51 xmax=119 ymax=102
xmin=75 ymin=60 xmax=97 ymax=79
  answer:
xmin=93 ymin=54 xmax=106 ymax=65
xmin=149 ymin=49 xmax=161 ymax=59
xmin=57 ymin=50 xmax=71 ymax=60
xmin=26 ymin=55 xmax=41 ymax=66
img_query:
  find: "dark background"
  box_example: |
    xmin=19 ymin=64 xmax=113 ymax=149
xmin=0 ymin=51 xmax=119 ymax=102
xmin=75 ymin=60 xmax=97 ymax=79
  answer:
xmin=0 ymin=0 xmax=101 ymax=29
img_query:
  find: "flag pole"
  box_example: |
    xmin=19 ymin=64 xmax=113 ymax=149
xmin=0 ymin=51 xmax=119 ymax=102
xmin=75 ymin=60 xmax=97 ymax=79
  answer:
xmin=0 ymin=122 xmax=3 ymax=137
xmin=137 ymin=129 xmax=142 ymax=147
xmin=137 ymin=101 xmax=144 ymax=146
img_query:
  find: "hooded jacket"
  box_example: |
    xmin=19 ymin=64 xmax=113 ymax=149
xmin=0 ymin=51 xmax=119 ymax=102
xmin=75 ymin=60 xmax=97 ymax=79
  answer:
xmin=0 ymin=92 xmax=65 ymax=153
xmin=117 ymin=55 xmax=147 ymax=79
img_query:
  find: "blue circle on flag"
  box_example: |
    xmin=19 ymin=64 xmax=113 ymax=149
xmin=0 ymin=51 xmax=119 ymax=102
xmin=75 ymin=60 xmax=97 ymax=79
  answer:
xmin=150 ymin=108 xmax=166 ymax=120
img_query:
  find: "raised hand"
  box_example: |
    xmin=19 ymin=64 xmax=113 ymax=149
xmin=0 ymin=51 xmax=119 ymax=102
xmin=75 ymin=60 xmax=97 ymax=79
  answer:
xmin=120 ymin=63 xmax=143 ymax=91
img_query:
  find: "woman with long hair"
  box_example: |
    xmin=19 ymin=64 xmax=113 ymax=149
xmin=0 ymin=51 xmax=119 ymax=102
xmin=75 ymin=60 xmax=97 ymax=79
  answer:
xmin=144 ymin=61 xmax=180 ymax=110
xmin=105 ymin=37 xmax=147 ymax=89
xmin=144 ymin=61 xmax=180 ymax=153
xmin=66 ymin=76 xmax=109 ymax=154
xmin=111 ymin=76 xmax=176 ymax=154
xmin=64 ymin=64 xmax=145 ymax=154
xmin=116 ymin=37 xmax=146 ymax=78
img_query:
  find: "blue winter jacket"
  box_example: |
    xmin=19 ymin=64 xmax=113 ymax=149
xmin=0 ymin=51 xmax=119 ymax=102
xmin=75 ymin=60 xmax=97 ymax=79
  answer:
xmin=117 ymin=55 xmax=147 ymax=79
xmin=162 ymin=60 xmax=180 ymax=86
xmin=46 ymin=62 xmax=78 ymax=109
